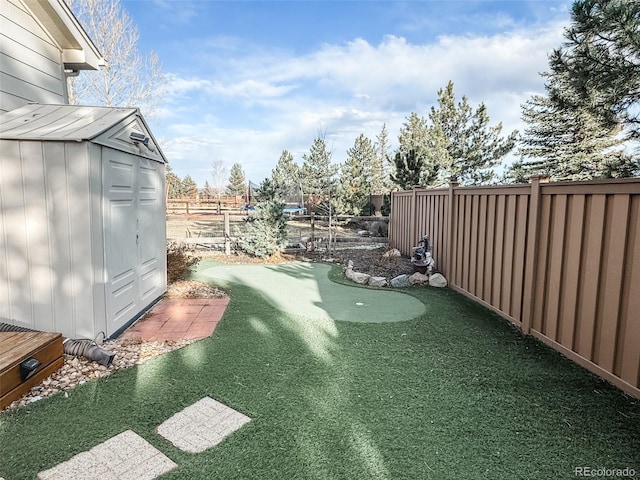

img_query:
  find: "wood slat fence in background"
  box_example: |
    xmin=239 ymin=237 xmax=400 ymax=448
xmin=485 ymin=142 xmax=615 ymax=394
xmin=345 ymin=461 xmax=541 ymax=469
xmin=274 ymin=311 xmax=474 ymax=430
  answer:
xmin=389 ymin=177 xmax=640 ymax=399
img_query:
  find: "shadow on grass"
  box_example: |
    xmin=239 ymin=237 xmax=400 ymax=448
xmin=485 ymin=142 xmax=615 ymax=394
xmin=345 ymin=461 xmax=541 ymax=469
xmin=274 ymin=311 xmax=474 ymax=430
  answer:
xmin=0 ymin=260 xmax=638 ymax=480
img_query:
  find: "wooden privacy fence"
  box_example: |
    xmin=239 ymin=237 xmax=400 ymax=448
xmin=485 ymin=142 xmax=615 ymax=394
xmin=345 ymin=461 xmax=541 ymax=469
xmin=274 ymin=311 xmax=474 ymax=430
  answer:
xmin=389 ymin=177 xmax=640 ymax=399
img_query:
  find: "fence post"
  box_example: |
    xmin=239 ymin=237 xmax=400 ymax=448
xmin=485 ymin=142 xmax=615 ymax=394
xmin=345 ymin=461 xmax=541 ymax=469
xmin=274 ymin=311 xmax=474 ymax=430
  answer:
xmin=445 ymin=178 xmax=459 ymax=279
xmin=521 ymin=175 xmax=549 ymax=334
xmin=224 ymin=212 xmax=231 ymax=255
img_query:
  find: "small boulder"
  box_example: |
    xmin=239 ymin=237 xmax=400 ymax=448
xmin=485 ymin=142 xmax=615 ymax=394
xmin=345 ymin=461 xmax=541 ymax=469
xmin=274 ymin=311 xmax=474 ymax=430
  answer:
xmin=383 ymin=248 xmax=401 ymax=258
xmin=368 ymin=276 xmax=388 ymax=287
xmin=409 ymin=272 xmax=429 ymax=285
xmin=429 ymin=273 xmax=448 ymax=288
xmin=390 ymin=274 xmax=411 ymax=288
xmin=368 ymin=221 xmax=388 ymax=237
xmin=349 ymin=271 xmax=371 ymax=285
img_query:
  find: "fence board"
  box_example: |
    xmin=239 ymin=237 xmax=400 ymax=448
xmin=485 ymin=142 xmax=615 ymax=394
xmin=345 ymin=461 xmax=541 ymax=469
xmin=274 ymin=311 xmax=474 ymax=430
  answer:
xmin=492 ymin=195 xmax=506 ymax=308
xmin=617 ymin=195 xmax=640 ymax=384
xmin=594 ymin=195 xmax=629 ymax=373
xmin=390 ymin=178 xmax=640 ymax=398
xmin=501 ymin=195 xmax=516 ymax=315
xmin=511 ymin=195 xmax=528 ymax=322
xmin=575 ymin=195 xmax=606 ymax=360
xmin=477 ymin=195 xmax=488 ymax=301
xmin=558 ymin=195 xmax=585 ymax=348
xmin=545 ymin=194 xmax=567 ymax=341
xmin=469 ymin=195 xmax=479 ymax=296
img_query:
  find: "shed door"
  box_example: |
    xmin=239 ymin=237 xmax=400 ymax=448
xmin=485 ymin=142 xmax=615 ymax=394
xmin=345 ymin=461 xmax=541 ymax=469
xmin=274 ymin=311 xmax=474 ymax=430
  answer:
xmin=104 ymin=150 xmax=165 ymax=336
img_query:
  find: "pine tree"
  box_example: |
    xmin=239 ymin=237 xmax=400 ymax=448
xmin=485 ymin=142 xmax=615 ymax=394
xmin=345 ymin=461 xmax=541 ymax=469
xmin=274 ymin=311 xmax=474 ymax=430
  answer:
xmin=372 ymin=124 xmax=390 ymax=194
xmin=237 ymin=179 xmax=288 ymax=259
xmin=337 ymin=134 xmax=375 ymax=215
xmin=300 ymin=136 xmax=338 ymax=213
xmin=202 ymin=180 xmax=214 ymax=199
xmin=165 ymin=164 xmax=183 ymax=199
xmin=391 ymin=150 xmax=427 ymax=190
xmin=270 ymin=150 xmax=300 ymax=202
xmin=427 ymin=81 xmax=518 ymax=185
xmin=226 ymin=162 xmax=246 ymax=196
xmin=515 ymin=69 xmax=636 ymax=181
xmin=398 ymin=112 xmax=429 ymax=156
xmin=551 ymin=0 xmax=640 ymax=141
xmin=182 ymin=175 xmax=197 ymax=198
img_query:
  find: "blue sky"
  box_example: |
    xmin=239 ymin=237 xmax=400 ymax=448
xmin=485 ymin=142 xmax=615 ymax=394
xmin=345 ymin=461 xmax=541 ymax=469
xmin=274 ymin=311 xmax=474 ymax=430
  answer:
xmin=122 ymin=0 xmax=573 ymax=187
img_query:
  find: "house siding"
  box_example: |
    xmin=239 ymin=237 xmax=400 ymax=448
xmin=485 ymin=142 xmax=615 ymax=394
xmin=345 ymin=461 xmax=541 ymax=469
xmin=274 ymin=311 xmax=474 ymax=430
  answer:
xmin=0 ymin=0 xmax=67 ymax=113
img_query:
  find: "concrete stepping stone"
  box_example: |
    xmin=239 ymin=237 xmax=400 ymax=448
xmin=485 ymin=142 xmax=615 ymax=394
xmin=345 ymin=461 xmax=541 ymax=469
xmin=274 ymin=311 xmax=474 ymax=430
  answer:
xmin=37 ymin=430 xmax=177 ymax=480
xmin=157 ymin=396 xmax=251 ymax=453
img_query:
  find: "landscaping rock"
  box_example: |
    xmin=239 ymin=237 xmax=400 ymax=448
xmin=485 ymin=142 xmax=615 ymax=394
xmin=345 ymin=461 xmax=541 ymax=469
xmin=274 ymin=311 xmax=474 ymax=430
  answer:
xmin=368 ymin=276 xmax=388 ymax=287
xmin=384 ymin=248 xmax=401 ymax=258
xmin=409 ymin=272 xmax=430 ymax=285
xmin=368 ymin=221 xmax=388 ymax=237
xmin=429 ymin=273 xmax=448 ymax=288
xmin=390 ymin=274 xmax=411 ymax=288
xmin=348 ymin=270 xmax=371 ymax=285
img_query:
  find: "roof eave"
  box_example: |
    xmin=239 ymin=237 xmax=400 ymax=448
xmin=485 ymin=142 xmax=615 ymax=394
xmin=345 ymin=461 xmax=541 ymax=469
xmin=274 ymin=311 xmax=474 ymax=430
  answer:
xmin=22 ymin=0 xmax=105 ymax=71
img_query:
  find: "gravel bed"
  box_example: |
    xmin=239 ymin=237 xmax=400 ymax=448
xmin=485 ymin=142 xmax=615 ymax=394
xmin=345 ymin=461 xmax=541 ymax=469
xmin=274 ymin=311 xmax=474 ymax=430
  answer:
xmin=2 ymin=279 xmax=223 ymax=413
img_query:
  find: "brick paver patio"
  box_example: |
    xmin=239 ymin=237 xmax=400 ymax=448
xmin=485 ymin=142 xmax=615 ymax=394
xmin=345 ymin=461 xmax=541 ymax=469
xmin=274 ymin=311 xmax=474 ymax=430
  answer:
xmin=120 ymin=297 xmax=230 ymax=342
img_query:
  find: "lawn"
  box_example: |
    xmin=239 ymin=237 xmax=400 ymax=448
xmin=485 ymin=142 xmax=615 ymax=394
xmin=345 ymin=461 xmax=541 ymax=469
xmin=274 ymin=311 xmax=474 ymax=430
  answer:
xmin=0 ymin=260 xmax=638 ymax=479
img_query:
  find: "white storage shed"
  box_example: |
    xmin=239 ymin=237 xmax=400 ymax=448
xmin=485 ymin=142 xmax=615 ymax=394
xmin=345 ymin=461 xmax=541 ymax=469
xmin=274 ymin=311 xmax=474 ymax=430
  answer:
xmin=0 ymin=103 xmax=167 ymax=340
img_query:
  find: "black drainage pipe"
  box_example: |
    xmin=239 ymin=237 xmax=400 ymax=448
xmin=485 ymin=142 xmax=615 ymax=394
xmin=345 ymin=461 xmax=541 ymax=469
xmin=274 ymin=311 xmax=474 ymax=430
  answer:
xmin=0 ymin=322 xmax=116 ymax=367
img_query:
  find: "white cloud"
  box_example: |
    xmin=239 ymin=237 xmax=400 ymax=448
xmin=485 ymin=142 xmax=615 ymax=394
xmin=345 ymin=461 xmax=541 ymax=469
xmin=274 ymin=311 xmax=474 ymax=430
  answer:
xmin=156 ymin=21 xmax=568 ymax=185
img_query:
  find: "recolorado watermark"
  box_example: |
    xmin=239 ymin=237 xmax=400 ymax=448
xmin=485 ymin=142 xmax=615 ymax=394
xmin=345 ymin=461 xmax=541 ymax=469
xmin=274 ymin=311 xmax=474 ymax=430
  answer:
xmin=574 ymin=466 xmax=636 ymax=478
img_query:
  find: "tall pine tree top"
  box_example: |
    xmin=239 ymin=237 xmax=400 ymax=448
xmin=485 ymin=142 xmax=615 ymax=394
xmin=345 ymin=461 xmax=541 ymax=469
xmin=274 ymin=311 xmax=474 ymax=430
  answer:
xmin=552 ymin=0 xmax=640 ymax=141
xmin=226 ymin=162 xmax=246 ymax=196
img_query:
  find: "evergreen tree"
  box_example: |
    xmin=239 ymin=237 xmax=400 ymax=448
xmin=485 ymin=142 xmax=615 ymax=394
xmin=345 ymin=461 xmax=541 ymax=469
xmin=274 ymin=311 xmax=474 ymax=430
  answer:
xmin=182 ymin=174 xmax=198 ymax=198
xmin=551 ymin=0 xmax=640 ymax=141
xmin=226 ymin=162 xmax=246 ymax=196
xmin=202 ymin=180 xmax=214 ymax=199
xmin=270 ymin=150 xmax=301 ymax=202
xmin=300 ymin=136 xmax=339 ymax=213
xmin=237 ymin=179 xmax=288 ymax=259
xmin=516 ymin=68 xmax=636 ymax=181
xmin=374 ymin=123 xmax=393 ymax=192
xmin=165 ymin=164 xmax=183 ymax=199
xmin=394 ymin=112 xmax=442 ymax=188
xmin=427 ymin=81 xmax=518 ymax=185
xmin=337 ymin=134 xmax=374 ymax=215
xmin=398 ymin=112 xmax=429 ymax=156
xmin=391 ymin=150 xmax=428 ymax=190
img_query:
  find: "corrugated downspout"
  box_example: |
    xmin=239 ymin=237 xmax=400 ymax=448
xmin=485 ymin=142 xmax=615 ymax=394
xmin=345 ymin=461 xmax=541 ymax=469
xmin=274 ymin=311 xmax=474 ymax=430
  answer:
xmin=0 ymin=322 xmax=115 ymax=367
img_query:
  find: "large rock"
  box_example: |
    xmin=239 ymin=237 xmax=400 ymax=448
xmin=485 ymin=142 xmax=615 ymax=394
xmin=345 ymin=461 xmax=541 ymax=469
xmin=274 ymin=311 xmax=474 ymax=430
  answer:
xmin=390 ymin=274 xmax=410 ymax=288
xmin=349 ymin=271 xmax=371 ymax=285
xmin=383 ymin=248 xmax=401 ymax=258
xmin=409 ymin=272 xmax=429 ymax=285
xmin=368 ymin=276 xmax=388 ymax=287
xmin=429 ymin=273 xmax=448 ymax=288
xmin=368 ymin=221 xmax=388 ymax=237
xmin=345 ymin=267 xmax=370 ymax=284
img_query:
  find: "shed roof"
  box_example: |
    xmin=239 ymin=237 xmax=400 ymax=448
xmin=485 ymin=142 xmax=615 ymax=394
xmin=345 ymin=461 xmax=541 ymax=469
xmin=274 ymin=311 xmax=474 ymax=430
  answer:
xmin=0 ymin=104 xmax=166 ymax=163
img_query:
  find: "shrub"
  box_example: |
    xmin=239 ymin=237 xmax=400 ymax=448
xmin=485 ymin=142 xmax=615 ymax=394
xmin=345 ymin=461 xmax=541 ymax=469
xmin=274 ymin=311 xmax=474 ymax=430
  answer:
xmin=167 ymin=242 xmax=200 ymax=284
xmin=236 ymin=200 xmax=288 ymax=258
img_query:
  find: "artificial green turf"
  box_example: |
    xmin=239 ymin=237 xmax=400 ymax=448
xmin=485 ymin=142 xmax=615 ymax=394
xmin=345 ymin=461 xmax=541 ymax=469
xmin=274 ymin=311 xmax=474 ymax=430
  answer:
xmin=198 ymin=262 xmax=425 ymax=322
xmin=0 ymin=260 xmax=638 ymax=479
